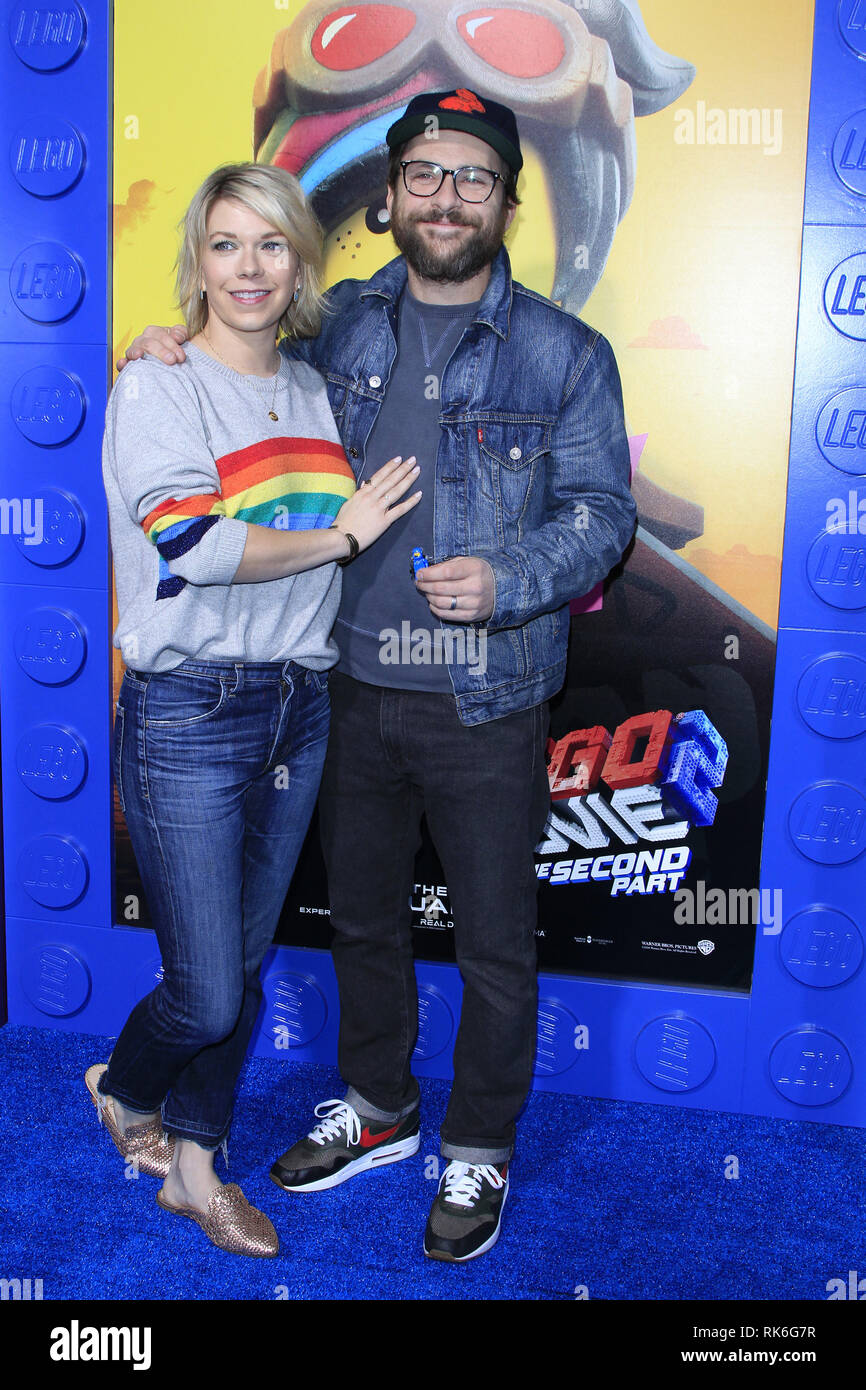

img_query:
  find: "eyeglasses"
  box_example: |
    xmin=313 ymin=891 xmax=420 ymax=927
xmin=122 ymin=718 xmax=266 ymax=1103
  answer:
xmin=400 ymin=160 xmax=503 ymax=203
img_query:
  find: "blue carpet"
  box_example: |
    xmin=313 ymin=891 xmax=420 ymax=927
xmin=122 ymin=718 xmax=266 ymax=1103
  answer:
xmin=1 ymin=1023 xmax=862 ymax=1301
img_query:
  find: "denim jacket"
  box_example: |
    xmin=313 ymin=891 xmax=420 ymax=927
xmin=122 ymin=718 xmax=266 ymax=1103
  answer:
xmin=286 ymin=247 xmax=636 ymax=725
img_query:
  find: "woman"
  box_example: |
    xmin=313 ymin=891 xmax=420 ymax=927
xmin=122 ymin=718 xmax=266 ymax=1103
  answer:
xmin=91 ymin=162 xmax=420 ymax=1258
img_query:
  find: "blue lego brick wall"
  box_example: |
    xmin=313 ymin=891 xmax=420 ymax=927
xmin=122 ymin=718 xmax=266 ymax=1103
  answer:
xmin=0 ymin=1 xmax=862 ymax=1126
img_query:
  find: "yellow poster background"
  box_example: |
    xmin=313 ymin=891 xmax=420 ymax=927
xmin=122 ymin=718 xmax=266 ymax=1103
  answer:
xmin=112 ymin=0 xmax=814 ymax=631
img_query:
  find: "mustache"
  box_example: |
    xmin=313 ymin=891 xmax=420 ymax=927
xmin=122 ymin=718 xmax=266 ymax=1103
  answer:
xmin=412 ymin=209 xmax=476 ymax=226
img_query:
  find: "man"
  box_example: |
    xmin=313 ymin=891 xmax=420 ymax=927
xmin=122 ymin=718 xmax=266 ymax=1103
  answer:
xmin=121 ymin=91 xmax=636 ymax=1262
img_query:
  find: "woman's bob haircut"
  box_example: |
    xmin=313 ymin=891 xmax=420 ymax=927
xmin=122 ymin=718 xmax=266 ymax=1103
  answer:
xmin=176 ymin=162 xmax=328 ymax=341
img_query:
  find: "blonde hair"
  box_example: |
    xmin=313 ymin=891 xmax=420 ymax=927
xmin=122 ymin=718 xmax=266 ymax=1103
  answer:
xmin=175 ymin=162 xmax=327 ymax=340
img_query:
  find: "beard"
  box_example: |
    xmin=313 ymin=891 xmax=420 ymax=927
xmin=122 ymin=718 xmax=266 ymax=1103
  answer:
xmin=389 ymin=198 xmax=507 ymax=284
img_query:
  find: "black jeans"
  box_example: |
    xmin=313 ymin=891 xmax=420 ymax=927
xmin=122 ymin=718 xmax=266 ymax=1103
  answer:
xmin=318 ymin=672 xmax=551 ymax=1164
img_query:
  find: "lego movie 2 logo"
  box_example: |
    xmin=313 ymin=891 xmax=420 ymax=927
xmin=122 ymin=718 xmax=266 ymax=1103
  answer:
xmin=537 ymin=710 xmax=728 ymax=898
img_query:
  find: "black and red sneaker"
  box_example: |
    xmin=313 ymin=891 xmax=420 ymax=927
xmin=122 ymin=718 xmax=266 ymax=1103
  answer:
xmin=270 ymin=1099 xmax=420 ymax=1193
xmin=423 ymin=1160 xmax=509 ymax=1261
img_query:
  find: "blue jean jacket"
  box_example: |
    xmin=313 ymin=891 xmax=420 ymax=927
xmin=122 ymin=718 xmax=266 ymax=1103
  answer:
xmin=286 ymin=246 xmax=636 ymax=725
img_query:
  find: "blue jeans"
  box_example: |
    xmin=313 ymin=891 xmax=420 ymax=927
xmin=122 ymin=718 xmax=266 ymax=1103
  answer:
xmin=100 ymin=658 xmax=330 ymax=1149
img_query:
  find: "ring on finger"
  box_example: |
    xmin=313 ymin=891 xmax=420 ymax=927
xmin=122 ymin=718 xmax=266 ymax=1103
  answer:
xmin=450 ymin=595 xmax=458 ymax=611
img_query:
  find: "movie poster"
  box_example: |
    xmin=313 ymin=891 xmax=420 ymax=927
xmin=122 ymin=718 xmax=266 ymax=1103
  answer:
xmin=112 ymin=1 xmax=814 ymax=989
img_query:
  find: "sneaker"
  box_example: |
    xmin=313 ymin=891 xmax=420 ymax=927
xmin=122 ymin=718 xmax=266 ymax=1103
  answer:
xmin=423 ymin=1160 xmax=509 ymax=1262
xmin=270 ymin=1098 xmax=420 ymax=1193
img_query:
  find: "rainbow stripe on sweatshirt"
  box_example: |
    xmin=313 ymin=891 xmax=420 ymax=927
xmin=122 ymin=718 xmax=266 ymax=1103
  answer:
xmin=141 ymin=436 xmax=355 ymax=599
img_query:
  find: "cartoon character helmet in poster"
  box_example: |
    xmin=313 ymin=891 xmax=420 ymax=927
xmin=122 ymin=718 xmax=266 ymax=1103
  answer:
xmin=252 ymin=1 xmax=696 ymax=311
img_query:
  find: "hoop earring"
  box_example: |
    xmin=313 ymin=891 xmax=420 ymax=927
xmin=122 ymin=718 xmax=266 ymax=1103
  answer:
xmin=199 ymin=287 xmax=205 ymax=300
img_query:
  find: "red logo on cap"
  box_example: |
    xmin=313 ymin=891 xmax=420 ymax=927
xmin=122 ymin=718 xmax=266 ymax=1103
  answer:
xmin=439 ymin=88 xmax=486 ymax=114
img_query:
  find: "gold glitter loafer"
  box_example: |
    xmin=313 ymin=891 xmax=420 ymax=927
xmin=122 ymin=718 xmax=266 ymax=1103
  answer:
xmin=156 ymin=1183 xmax=280 ymax=1258
xmin=85 ymin=1063 xmax=174 ymax=1180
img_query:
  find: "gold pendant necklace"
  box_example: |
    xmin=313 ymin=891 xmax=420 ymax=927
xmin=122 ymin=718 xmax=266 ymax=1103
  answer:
xmin=202 ymin=332 xmax=281 ymax=419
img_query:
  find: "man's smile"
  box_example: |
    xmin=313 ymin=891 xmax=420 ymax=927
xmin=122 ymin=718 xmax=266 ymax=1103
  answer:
xmin=420 ymin=221 xmax=469 ymax=233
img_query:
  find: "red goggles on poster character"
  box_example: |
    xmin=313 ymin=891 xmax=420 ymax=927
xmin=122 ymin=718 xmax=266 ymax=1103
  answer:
xmin=254 ymin=0 xmax=632 ymax=148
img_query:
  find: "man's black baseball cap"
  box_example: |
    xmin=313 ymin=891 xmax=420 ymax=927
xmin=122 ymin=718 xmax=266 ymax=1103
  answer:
xmin=386 ymin=88 xmax=523 ymax=173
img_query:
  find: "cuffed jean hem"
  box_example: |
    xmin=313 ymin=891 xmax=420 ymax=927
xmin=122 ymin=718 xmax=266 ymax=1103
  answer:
xmin=161 ymin=1117 xmax=231 ymax=1153
xmin=97 ymin=1077 xmax=229 ymax=1154
xmin=98 ymin=1075 xmax=165 ymax=1118
xmin=441 ymin=1140 xmax=513 ymax=1165
xmin=100 ymin=1077 xmax=230 ymax=1152
xmin=344 ymin=1085 xmax=420 ymax=1123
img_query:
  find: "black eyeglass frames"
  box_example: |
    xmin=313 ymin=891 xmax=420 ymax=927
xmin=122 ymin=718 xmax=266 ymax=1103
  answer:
xmin=400 ymin=160 xmax=503 ymax=203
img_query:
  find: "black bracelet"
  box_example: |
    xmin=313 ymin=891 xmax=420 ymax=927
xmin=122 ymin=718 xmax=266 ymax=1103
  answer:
xmin=332 ymin=528 xmax=359 ymax=566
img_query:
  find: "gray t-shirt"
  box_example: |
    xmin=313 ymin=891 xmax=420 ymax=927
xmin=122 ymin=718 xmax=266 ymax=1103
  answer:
xmin=335 ymin=289 xmax=480 ymax=691
xmin=103 ymin=344 xmax=356 ymax=672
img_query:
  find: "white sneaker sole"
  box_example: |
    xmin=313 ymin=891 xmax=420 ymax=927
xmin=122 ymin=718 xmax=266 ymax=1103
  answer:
xmin=272 ymin=1132 xmax=420 ymax=1193
xmin=423 ymin=1178 xmax=509 ymax=1262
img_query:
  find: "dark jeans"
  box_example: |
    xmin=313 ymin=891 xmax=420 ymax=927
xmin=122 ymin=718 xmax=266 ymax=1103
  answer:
xmin=318 ymin=671 xmax=551 ymax=1164
xmin=101 ymin=658 xmax=329 ymax=1149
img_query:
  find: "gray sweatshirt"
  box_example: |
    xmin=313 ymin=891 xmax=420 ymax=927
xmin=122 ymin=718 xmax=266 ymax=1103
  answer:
xmin=103 ymin=343 xmax=356 ymax=672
